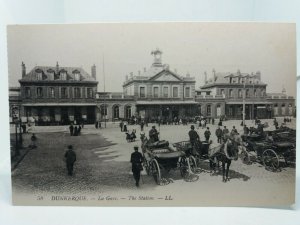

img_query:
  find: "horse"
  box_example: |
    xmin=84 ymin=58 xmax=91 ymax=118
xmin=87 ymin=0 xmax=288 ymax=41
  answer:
xmin=209 ymin=134 xmax=240 ymax=182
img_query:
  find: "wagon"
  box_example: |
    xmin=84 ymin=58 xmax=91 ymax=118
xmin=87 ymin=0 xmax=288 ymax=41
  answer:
xmin=241 ymin=132 xmax=296 ymax=171
xmin=142 ymin=140 xmax=197 ymax=185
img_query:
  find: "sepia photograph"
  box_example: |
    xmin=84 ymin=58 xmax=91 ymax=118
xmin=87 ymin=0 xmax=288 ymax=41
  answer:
xmin=7 ymin=22 xmax=296 ymax=206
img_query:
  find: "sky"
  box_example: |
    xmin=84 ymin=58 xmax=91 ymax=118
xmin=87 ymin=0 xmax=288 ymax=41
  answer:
xmin=7 ymin=22 xmax=296 ymax=96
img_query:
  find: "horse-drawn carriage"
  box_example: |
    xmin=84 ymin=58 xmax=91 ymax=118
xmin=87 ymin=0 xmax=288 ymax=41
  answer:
xmin=241 ymin=130 xmax=296 ymax=171
xmin=141 ymin=138 xmax=198 ymax=185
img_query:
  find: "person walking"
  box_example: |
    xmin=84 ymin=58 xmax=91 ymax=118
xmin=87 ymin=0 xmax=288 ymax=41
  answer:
xmin=120 ymin=121 xmax=124 ymax=132
xmin=243 ymin=125 xmax=249 ymax=135
xmin=30 ymin=133 xmax=37 ymax=148
xmin=222 ymin=126 xmax=229 ymax=141
xmin=140 ymin=121 xmax=144 ymax=131
xmin=69 ymin=123 xmax=74 ymax=136
xmin=204 ymin=127 xmax=211 ymax=142
xmin=73 ymin=126 xmax=78 ymax=136
xmin=215 ymin=126 xmax=222 ymax=143
xmin=64 ymin=145 xmax=77 ymax=176
xmin=130 ymin=146 xmax=144 ymax=187
xmin=230 ymin=126 xmax=238 ymax=136
xmin=188 ymin=125 xmax=200 ymax=155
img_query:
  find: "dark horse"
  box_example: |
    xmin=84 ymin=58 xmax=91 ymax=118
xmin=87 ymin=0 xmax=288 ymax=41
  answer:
xmin=209 ymin=135 xmax=240 ymax=182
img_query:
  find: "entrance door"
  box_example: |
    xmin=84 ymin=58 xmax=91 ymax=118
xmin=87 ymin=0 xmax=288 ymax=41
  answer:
xmin=87 ymin=106 xmax=96 ymax=124
xmin=74 ymin=107 xmax=82 ymax=124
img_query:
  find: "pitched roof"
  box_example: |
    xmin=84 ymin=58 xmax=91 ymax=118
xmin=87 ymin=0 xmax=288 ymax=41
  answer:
xmin=20 ymin=66 xmax=96 ymax=82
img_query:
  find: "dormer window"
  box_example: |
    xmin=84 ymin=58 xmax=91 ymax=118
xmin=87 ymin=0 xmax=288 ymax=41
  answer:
xmin=36 ymin=72 xmax=42 ymax=80
xmin=60 ymin=72 xmax=66 ymax=80
xmin=73 ymin=69 xmax=81 ymax=81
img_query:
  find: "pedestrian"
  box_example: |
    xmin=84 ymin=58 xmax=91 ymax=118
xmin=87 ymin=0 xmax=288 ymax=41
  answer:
xmin=123 ymin=123 xmax=127 ymax=132
xmin=197 ymin=119 xmax=200 ymax=129
xmin=120 ymin=121 xmax=124 ymax=132
xmin=130 ymin=146 xmax=144 ymax=187
xmin=215 ymin=126 xmax=222 ymax=143
xmin=212 ymin=118 xmax=215 ymax=125
xmin=78 ymin=125 xmax=81 ymax=135
xmin=64 ymin=145 xmax=77 ymax=176
xmin=74 ymin=126 xmax=78 ymax=136
xmin=140 ymin=121 xmax=144 ymax=131
xmin=95 ymin=121 xmax=98 ymax=129
xmin=149 ymin=126 xmax=159 ymax=142
xmin=69 ymin=123 xmax=74 ymax=136
xmin=188 ymin=125 xmax=200 ymax=155
xmin=243 ymin=125 xmax=249 ymax=135
xmin=30 ymin=133 xmax=37 ymax=148
xmin=201 ymin=119 xmax=205 ymax=129
xmin=230 ymin=126 xmax=238 ymax=136
xmin=204 ymin=127 xmax=211 ymax=142
xmin=222 ymin=126 xmax=229 ymax=141
xmin=218 ymin=119 xmax=222 ymax=126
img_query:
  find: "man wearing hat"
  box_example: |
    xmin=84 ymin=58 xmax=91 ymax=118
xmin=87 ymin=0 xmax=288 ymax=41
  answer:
xmin=188 ymin=125 xmax=200 ymax=155
xmin=149 ymin=125 xmax=159 ymax=143
xmin=64 ymin=145 xmax=77 ymax=176
xmin=130 ymin=146 xmax=144 ymax=187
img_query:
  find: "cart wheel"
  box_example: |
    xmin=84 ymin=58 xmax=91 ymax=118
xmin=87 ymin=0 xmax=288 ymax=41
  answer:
xmin=284 ymin=148 xmax=296 ymax=166
xmin=179 ymin=157 xmax=189 ymax=178
xmin=262 ymin=149 xmax=279 ymax=171
xmin=151 ymin=159 xmax=161 ymax=185
xmin=143 ymin=160 xmax=151 ymax=175
xmin=189 ymin=156 xmax=198 ymax=173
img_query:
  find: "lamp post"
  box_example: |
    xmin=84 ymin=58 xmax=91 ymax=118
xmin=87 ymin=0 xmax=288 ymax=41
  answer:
xmin=242 ymin=82 xmax=246 ymax=126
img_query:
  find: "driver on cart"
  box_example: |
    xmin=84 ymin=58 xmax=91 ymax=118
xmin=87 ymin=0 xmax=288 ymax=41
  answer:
xmin=149 ymin=126 xmax=159 ymax=143
xmin=188 ymin=125 xmax=201 ymax=156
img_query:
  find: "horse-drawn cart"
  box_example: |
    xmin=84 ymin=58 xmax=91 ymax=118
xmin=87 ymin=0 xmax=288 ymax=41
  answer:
xmin=241 ymin=132 xmax=296 ymax=171
xmin=142 ymin=139 xmax=198 ymax=185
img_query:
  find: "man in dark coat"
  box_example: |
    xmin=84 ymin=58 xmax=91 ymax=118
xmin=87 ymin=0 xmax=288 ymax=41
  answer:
xmin=188 ymin=125 xmax=200 ymax=155
xmin=64 ymin=145 xmax=77 ymax=176
xmin=69 ymin=124 xmax=74 ymax=136
xmin=243 ymin=125 xmax=249 ymax=135
xmin=130 ymin=146 xmax=144 ymax=187
xmin=149 ymin=126 xmax=159 ymax=142
xmin=222 ymin=126 xmax=229 ymax=141
xmin=230 ymin=126 xmax=238 ymax=136
xmin=215 ymin=126 xmax=222 ymax=143
xmin=204 ymin=127 xmax=211 ymax=142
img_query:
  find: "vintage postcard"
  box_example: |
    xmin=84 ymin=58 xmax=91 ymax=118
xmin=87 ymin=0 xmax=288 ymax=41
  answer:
xmin=8 ymin=22 xmax=296 ymax=206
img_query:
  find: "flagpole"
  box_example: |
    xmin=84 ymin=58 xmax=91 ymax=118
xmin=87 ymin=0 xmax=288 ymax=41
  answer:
xmin=103 ymin=54 xmax=106 ymax=128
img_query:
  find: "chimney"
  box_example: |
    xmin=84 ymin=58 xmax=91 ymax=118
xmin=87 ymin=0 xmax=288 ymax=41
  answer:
xmin=256 ymin=71 xmax=261 ymax=80
xmin=21 ymin=62 xmax=26 ymax=78
xmin=282 ymin=86 xmax=286 ymax=95
xmin=204 ymin=71 xmax=207 ymax=84
xmin=212 ymin=68 xmax=216 ymax=81
xmin=56 ymin=62 xmax=59 ymax=73
xmin=91 ymin=64 xmax=96 ymax=80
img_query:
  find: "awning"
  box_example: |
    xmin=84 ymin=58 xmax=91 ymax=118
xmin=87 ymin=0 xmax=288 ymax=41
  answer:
xmin=136 ymin=101 xmax=197 ymax=105
xmin=22 ymin=103 xmax=96 ymax=106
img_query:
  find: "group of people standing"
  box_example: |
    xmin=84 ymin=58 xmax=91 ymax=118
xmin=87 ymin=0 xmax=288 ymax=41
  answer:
xmin=69 ymin=123 xmax=82 ymax=136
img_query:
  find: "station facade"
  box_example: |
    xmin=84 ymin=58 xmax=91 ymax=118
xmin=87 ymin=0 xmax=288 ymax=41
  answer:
xmin=9 ymin=50 xmax=295 ymax=124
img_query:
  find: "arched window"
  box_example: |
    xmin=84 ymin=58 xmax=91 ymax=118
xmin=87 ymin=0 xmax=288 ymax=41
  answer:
xmin=113 ymin=105 xmax=119 ymax=119
xmin=246 ymin=89 xmax=249 ymax=98
xmin=274 ymin=104 xmax=278 ymax=116
xmin=125 ymin=105 xmax=132 ymax=119
xmin=100 ymin=105 xmax=107 ymax=117
xmin=281 ymin=104 xmax=286 ymax=115
xmin=238 ymin=89 xmax=242 ymax=98
xmin=229 ymin=89 xmax=233 ymax=98
xmin=254 ymin=89 xmax=257 ymax=97
xmin=216 ymin=105 xmax=221 ymax=117
xmin=288 ymin=104 xmax=293 ymax=115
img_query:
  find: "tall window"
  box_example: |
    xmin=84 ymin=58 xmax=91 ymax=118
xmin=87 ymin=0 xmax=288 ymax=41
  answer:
xmin=87 ymin=88 xmax=93 ymax=98
xmin=229 ymin=89 xmax=233 ymax=98
xmin=254 ymin=89 xmax=257 ymax=97
xmin=25 ymin=87 xmax=31 ymax=98
xmin=246 ymin=89 xmax=249 ymax=98
xmin=139 ymin=87 xmax=145 ymax=98
xmin=153 ymin=87 xmax=159 ymax=98
xmin=113 ymin=106 xmax=119 ymax=118
xmin=221 ymin=89 xmax=225 ymax=96
xmin=173 ymin=87 xmax=178 ymax=98
xmin=74 ymin=87 xmax=81 ymax=98
xmin=238 ymin=89 xmax=242 ymax=98
xmin=100 ymin=105 xmax=107 ymax=116
xmin=61 ymin=87 xmax=68 ymax=98
xmin=36 ymin=87 xmax=43 ymax=98
xmin=185 ymin=87 xmax=190 ymax=98
xmin=163 ymin=87 xmax=168 ymax=97
xmin=49 ymin=87 xmax=55 ymax=98
xmin=207 ymin=105 xmax=211 ymax=117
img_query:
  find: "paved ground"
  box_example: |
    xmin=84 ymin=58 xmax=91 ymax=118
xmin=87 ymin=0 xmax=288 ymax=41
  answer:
xmin=11 ymin=117 xmax=296 ymax=206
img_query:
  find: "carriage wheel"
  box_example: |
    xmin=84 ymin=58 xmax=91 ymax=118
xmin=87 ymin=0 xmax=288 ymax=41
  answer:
xmin=150 ymin=159 xmax=161 ymax=185
xmin=284 ymin=149 xmax=296 ymax=166
xmin=179 ymin=157 xmax=189 ymax=178
xmin=143 ymin=160 xmax=151 ymax=175
xmin=262 ymin=149 xmax=279 ymax=171
xmin=189 ymin=156 xmax=198 ymax=173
